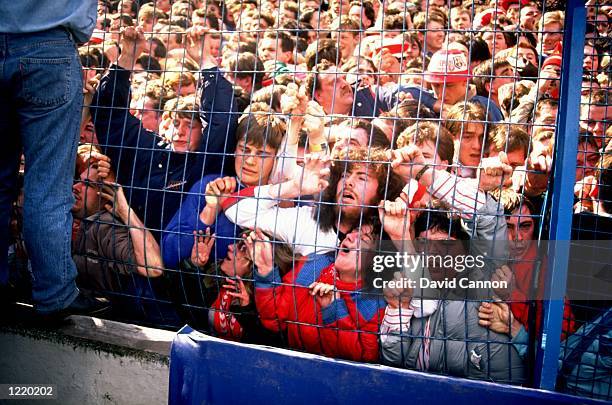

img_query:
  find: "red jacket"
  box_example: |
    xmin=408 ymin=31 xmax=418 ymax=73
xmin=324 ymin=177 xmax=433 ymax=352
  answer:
xmin=254 ymin=253 xmax=386 ymax=362
xmin=210 ymin=287 xmax=244 ymax=341
xmin=509 ymin=243 xmax=575 ymax=339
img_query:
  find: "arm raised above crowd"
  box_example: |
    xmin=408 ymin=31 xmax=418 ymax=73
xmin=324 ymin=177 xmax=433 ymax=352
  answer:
xmin=222 ymin=153 xmax=337 ymax=255
xmin=198 ymin=67 xmax=240 ymax=175
xmin=116 ymin=26 xmax=146 ymax=71
xmin=388 ymin=146 xmax=487 ymax=219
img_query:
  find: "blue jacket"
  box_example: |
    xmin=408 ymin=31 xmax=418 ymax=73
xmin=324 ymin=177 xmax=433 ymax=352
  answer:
xmin=361 ymin=85 xmax=503 ymax=123
xmin=161 ymin=175 xmax=245 ymax=269
xmin=91 ymin=66 xmax=239 ymax=233
xmin=353 ymin=85 xmax=436 ymax=117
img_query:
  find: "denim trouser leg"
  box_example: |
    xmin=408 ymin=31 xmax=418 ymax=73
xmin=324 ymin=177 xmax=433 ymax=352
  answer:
xmin=0 ymin=28 xmax=82 ymax=312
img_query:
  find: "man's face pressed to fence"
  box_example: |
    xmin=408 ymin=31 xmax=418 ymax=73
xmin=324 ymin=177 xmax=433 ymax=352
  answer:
xmin=419 ymin=140 xmax=450 ymax=168
xmin=534 ymin=103 xmax=558 ymax=134
xmin=520 ymin=6 xmax=540 ymax=31
xmin=506 ymin=205 xmax=534 ymax=260
xmin=425 ymin=20 xmax=446 ymax=53
xmin=332 ymin=31 xmax=358 ymax=61
xmin=450 ymin=10 xmax=470 ymax=30
xmin=416 ymin=228 xmax=463 ymax=282
xmin=136 ymin=96 xmax=161 ymax=132
xmin=234 ymin=140 xmax=277 ymax=186
xmin=455 ymin=122 xmax=484 ymax=168
xmin=335 ymin=165 xmax=380 ymax=221
xmin=482 ymin=30 xmax=507 ymax=57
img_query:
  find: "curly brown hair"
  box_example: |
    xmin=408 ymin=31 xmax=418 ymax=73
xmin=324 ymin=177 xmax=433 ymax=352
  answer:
xmin=314 ymin=147 xmax=404 ymax=232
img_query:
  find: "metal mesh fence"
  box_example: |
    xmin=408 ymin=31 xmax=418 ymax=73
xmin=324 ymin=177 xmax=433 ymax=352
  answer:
xmin=5 ymin=0 xmax=612 ymax=398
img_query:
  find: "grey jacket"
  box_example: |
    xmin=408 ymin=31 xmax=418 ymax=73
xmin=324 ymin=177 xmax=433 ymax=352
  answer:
xmin=381 ymin=300 xmax=526 ymax=385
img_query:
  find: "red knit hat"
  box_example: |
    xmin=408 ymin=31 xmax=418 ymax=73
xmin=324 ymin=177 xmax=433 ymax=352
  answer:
xmin=424 ymin=49 xmax=470 ymax=84
xmin=374 ymin=36 xmax=415 ymax=59
xmin=542 ymin=54 xmax=562 ymax=70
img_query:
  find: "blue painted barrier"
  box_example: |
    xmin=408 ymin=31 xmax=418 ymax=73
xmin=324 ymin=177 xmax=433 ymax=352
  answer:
xmin=168 ymin=326 xmax=608 ymax=405
xmin=535 ymin=0 xmax=587 ymax=390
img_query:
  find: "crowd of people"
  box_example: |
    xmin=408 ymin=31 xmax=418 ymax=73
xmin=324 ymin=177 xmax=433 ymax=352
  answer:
xmin=4 ymin=0 xmax=612 ymax=396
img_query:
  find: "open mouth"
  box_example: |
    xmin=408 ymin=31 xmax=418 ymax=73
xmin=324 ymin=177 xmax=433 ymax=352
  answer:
xmin=338 ymin=244 xmax=351 ymax=255
xmin=341 ymin=191 xmax=356 ymax=203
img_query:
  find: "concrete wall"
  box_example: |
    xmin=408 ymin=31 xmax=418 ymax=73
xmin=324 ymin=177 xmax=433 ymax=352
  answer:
xmin=0 ymin=316 xmax=174 ymax=405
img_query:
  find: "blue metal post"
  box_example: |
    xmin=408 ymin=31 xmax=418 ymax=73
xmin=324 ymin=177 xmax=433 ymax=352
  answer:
xmin=534 ymin=0 xmax=587 ymax=391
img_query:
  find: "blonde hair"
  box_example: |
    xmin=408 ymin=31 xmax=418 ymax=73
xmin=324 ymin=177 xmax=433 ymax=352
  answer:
xmin=537 ymin=11 xmax=564 ymax=30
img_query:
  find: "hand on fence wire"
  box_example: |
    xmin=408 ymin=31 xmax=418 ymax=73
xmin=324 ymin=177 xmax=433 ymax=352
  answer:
xmin=291 ymin=153 xmax=331 ymax=195
xmin=281 ymin=83 xmax=307 ymax=116
xmin=204 ymin=176 xmax=237 ymax=212
xmin=117 ymin=26 xmax=146 ymax=69
xmin=378 ymin=199 xmax=411 ymax=241
xmin=372 ymin=48 xmax=401 ymax=85
xmin=477 ymin=151 xmax=513 ymax=191
xmin=525 ymin=141 xmax=553 ymax=195
xmin=386 ymin=145 xmax=426 ymax=181
xmin=309 ymin=282 xmax=339 ymax=308
xmin=81 ymin=73 xmax=101 ymax=133
xmin=223 ymin=276 xmax=250 ymax=307
xmin=190 ymin=228 xmax=215 ymax=267
xmin=303 ymin=101 xmax=327 ymax=147
xmin=478 ymin=300 xmax=513 ymax=335
xmin=574 ymin=174 xmax=598 ymax=213
xmin=536 ymin=69 xmax=560 ymax=98
xmin=99 ymin=181 xmax=130 ymax=222
xmin=244 ymin=229 xmax=274 ymax=277
xmin=77 ymin=148 xmax=111 ymax=181
xmin=185 ymin=25 xmax=218 ymax=67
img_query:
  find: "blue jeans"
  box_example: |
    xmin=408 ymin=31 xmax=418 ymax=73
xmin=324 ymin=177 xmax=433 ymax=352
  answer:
xmin=0 ymin=27 xmax=82 ymax=313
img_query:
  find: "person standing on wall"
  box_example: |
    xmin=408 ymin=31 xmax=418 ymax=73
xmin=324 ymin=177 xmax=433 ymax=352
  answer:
xmin=0 ymin=1 xmax=109 ymax=320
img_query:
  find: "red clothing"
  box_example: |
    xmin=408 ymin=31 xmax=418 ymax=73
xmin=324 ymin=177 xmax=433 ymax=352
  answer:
xmin=210 ymin=287 xmax=244 ymax=341
xmin=255 ymin=253 xmax=386 ymax=362
xmin=509 ymin=243 xmax=575 ymax=339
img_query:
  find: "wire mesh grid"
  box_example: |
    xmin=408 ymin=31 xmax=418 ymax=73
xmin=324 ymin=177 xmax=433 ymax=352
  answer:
xmin=4 ymin=0 xmax=611 ymax=398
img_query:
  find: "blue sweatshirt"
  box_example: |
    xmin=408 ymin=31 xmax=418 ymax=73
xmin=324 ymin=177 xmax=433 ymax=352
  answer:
xmin=91 ymin=66 xmax=240 ymax=234
xmin=161 ymin=175 xmax=245 ymax=269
